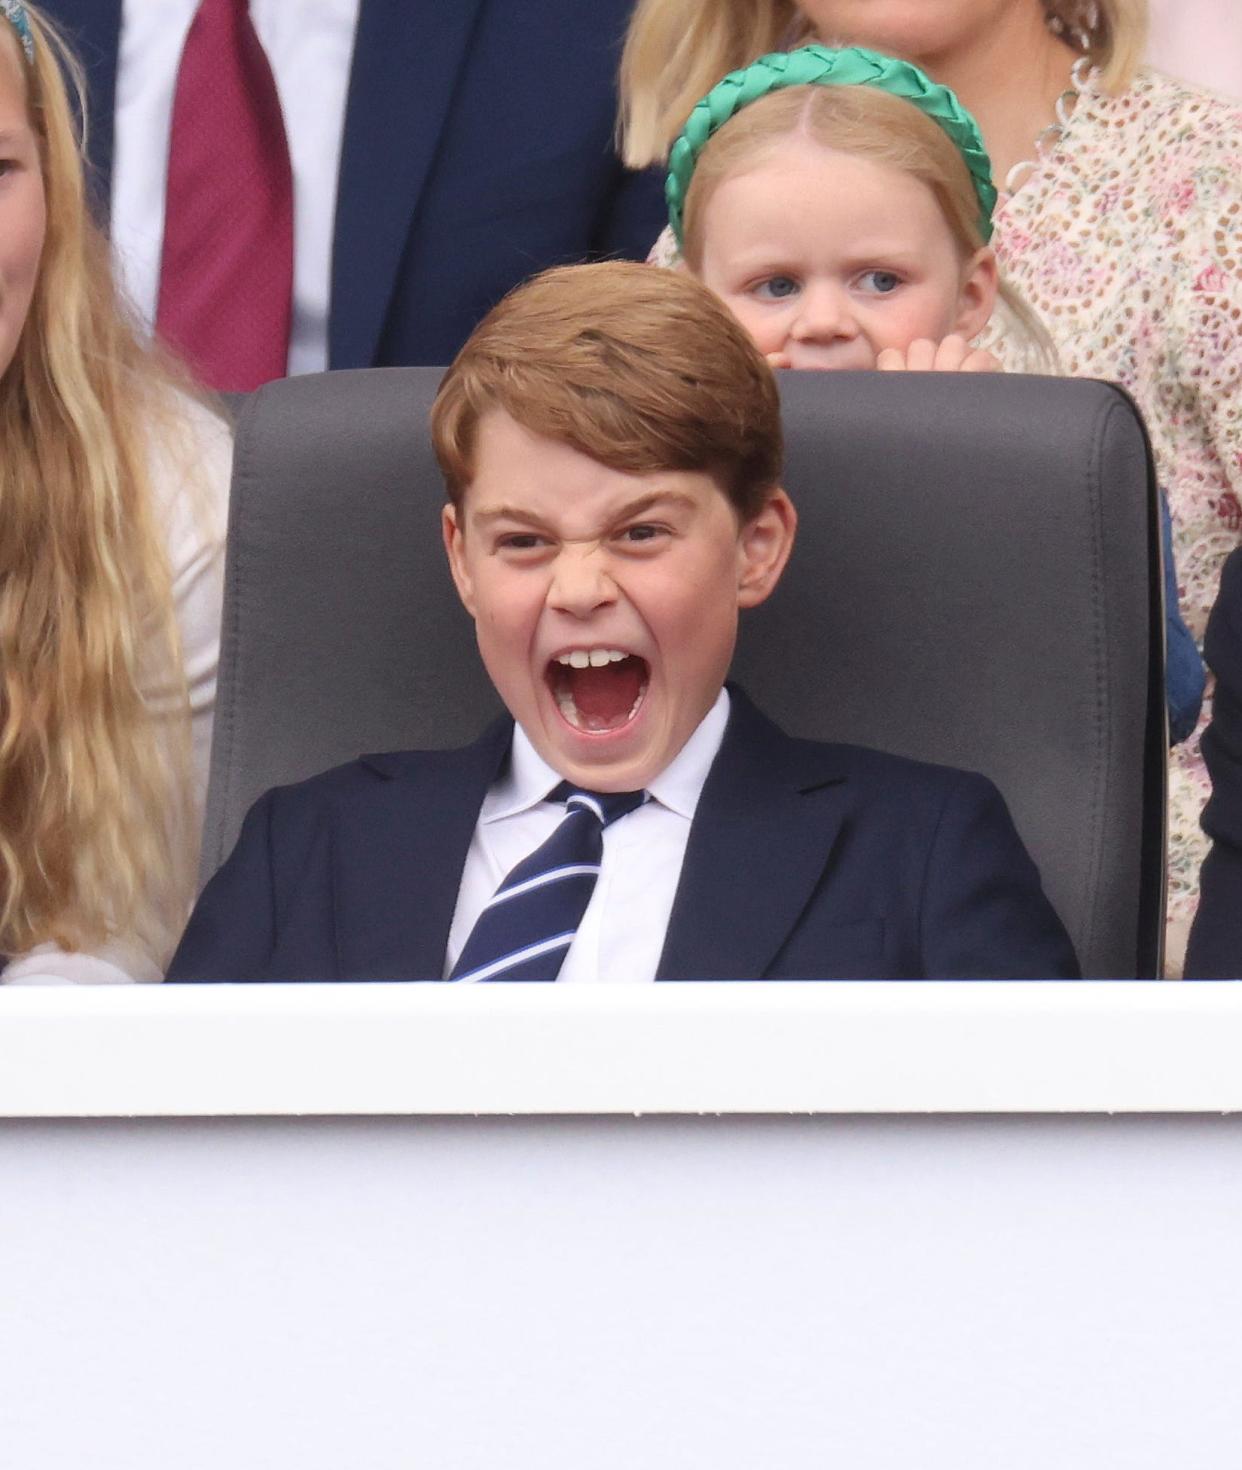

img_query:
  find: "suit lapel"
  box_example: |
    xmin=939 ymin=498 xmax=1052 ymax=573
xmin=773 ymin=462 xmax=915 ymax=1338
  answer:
xmin=332 ymin=718 xmax=511 ymax=978
xmin=330 ymin=0 xmax=486 ymax=367
xmin=657 ymin=690 xmax=850 ymax=981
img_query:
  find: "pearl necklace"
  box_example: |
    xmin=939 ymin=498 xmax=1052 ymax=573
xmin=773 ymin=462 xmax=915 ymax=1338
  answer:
xmin=1002 ymin=55 xmax=1095 ymax=199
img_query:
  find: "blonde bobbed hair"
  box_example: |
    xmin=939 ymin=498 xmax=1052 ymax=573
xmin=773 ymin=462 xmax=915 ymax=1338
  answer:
xmin=621 ymin=0 xmax=1149 ymax=167
xmin=0 ymin=7 xmax=211 ymax=965
xmin=680 ymin=85 xmax=987 ymax=272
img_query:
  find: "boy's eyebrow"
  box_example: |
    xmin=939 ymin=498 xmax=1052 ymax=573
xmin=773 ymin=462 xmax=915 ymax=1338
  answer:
xmin=613 ymin=490 xmax=700 ymax=520
xmin=470 ymin=503 xmax=557 ymax=529
xmin=470 ymin=489 xmax=700 ymax=528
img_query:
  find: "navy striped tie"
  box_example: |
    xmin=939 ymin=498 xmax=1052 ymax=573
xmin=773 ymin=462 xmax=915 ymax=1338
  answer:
xmin=449 ymin=784 xmax=646 ymax=983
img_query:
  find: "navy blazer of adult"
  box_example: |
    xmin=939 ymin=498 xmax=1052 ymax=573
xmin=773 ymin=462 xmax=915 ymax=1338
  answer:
xmin=1186 ymin=549 xmax=1242 ymax=978
xmin=167 ymin=691 xmax=1080 ymax=982
xmin=45 ymin=0 xmax=667 ymax=367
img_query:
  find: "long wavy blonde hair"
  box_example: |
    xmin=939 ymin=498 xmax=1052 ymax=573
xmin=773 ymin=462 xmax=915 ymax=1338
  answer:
xmin=621 ymin=0 xmax=1149 ymax=166
xmin=0 ymin=6 xmax=207 ymax=964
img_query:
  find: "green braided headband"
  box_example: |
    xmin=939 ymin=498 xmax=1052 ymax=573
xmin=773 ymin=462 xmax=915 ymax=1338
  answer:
xmin=666 ymin=44 xmax=997 ymax=247
xmin=0 ymin=0 xmax=34 ymax=63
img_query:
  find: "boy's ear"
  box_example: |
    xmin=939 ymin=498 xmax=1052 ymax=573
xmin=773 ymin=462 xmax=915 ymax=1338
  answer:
xmin=442 ymin=503 xmax=477 ymax=617
xmin=736 ymin=488 xmax=797 ymax=609
xmin=953 ymin=246 xmax=999 ymax=341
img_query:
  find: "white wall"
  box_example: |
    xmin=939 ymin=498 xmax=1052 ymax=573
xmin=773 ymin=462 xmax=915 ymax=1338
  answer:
xmin=3 ymin=1112 xmax=1240 ymax=1469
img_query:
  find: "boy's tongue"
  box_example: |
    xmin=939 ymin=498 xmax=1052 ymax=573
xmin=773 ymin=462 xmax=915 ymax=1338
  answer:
xmin=562 ymin=657 xmax=644 ymax=728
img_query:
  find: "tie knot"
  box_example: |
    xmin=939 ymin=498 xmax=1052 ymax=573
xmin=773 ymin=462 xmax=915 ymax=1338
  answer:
xmin=551 ymin=783 xmax=646 ymax=829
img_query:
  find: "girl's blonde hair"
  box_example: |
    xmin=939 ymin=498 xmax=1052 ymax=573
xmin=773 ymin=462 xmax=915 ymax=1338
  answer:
xmin=682 ymin=86 xmax=985 ymax=271
xmin=621 ymin=0 xmax=1149 ymax=167
xmin=0 ymin=7 xmax=208 ymax=964
xmin=679 ymin=85 xmax=1056 ymax=368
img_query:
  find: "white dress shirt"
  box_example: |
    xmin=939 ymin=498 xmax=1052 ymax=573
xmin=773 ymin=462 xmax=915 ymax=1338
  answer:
xmin=112 ymin=0 xmax=361 ymax=376
xmin=447 ymin=690 xmax=732 ymax=984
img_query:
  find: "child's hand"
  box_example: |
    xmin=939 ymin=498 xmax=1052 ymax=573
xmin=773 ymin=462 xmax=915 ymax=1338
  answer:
xmin=876 ymin=336 xmax=1002 ymax=373
xmin=764 ymin=350 xmax=793 ymax=370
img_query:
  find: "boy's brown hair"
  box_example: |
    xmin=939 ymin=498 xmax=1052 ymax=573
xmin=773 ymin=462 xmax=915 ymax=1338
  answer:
xmin=431 ymin=260 xmax=782 ymax=521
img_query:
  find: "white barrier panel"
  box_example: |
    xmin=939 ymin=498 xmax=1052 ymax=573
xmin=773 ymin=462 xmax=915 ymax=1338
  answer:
xmin=2 ymin=984 xmax=1240 ymax=1468
xmin=3 ymin=981 xmax=1242 ymax=1114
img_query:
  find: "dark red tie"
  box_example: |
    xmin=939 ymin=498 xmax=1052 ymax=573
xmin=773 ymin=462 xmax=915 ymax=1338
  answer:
xmin=156 ymin=0 xmax=293 ymax=392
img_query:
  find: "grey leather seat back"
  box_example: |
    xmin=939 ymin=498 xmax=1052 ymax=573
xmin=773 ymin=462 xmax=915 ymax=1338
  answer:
xmin=204 ymin=368 xmax=1164 ymax=977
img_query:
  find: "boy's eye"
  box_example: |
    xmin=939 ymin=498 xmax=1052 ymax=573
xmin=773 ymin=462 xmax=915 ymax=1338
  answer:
xmin=753 ymin=275 xmax=800 ymax=301
xmin=618 ymin=523 xmax=667 ymax=545
xmin=858 ymin=269 xmax=902 ymax=295
xmin=496 ymin=532 xmax=547 ymax=553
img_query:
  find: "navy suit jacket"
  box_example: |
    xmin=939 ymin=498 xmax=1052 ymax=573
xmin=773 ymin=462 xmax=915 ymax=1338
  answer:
xmin=167 ymin=690 xmax=1079 ymax=982
xmin=1186 ymin=549 xmax=1242 ymax=978
xmin=46 ymin=0 xmax=667 ymax=367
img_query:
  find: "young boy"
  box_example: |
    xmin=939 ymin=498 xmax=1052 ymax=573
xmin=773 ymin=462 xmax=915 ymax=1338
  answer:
xmin=167 ymin=262 xmax=1078 ymax=982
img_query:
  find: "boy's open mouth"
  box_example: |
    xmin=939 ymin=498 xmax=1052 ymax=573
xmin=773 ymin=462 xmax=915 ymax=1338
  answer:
xmin=547 ymin=649 xmax=649 ymax=733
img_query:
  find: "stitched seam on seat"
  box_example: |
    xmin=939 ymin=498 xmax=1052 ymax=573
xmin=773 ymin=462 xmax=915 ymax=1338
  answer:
xmin=209 ymin=388 xmax=263 ymax=880
xmin=1079 ymin=389 xmax=1114 ymax=974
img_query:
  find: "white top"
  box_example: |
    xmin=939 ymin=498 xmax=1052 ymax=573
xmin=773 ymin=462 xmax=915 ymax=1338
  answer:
xmin=0 ymin=396 xmax=232 ymax=986
xmin=111 ymin=0 xmax=362 ymax=376
xmin=446 ymin=690 xmax=731 ymax=985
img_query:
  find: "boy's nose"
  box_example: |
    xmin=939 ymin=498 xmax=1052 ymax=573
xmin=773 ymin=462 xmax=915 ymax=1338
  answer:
xmin=546 ymin=544 xmax=617 ymax=616
xmin=789 ymin=282 xmax=858 ymax=342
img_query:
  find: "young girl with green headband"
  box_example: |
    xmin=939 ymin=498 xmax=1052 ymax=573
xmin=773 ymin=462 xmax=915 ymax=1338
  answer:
xmin=664 ymin=45 xmax=1022 ymax=373
xmin=661 ymin=44 xmax=1203 ymax=742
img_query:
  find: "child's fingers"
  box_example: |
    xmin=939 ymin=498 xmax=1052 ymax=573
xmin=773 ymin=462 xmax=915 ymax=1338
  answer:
xmin=904 ymin=338 xmax=939 ymax=371
xmin=877 ymin=339 xmax=999 ymax=372
xmin=930 ymin=335 xmax=971 ymax=371
xmin=960 ymin=348 xmax=1002 ymax=373
xmin=923 ymin=337 xmax=1003 ymax=373
xmin=928 ymin=336 xmax=970 ymax=373
xmin=764 ymin=351 xmax=793 ymax=370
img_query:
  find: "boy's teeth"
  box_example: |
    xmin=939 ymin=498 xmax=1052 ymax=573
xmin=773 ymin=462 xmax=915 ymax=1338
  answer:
xmin=553 ymin=683 xmax=648 ymax=731
xmin=555 ymin=648 xmax=629 ymax=667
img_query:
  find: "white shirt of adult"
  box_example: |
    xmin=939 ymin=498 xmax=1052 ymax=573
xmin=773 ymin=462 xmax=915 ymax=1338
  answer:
xmin=112 ymin=0 xmax=362 ymax=377
xmin=446 ymin=690 xmax=732 ymax=984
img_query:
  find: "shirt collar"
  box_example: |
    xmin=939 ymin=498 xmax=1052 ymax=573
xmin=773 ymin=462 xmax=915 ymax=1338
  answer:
xmin=482 ymin=687 xmax=731 ymax=825
xmin=645 ymin=686 xmax=730 ymax=819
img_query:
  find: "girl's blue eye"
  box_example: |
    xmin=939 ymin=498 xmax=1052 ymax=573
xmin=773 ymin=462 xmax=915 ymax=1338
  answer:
xmin=860 ymin=269 xmax=901 ymax=295
xmin=755 ymin=275 xmax=799 ymax=300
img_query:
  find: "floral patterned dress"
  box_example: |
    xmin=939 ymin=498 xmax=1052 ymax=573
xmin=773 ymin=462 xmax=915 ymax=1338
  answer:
xmin=982 ymin=67 xmax=1242 ymax=970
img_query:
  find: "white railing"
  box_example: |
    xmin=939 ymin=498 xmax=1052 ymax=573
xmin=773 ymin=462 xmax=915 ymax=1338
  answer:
xmin=3 ymin=980 xmax=1239 ymax=1116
